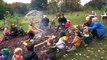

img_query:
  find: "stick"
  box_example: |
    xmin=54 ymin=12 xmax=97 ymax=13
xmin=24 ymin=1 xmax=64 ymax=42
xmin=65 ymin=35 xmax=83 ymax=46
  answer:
xmin=34 ymin=37 xmax=53 ymax=48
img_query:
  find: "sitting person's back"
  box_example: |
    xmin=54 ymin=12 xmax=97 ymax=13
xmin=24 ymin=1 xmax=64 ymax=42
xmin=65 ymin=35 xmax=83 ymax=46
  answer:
xmin=11 ymin=48 xmax=23 ymax=60
xmin=23 ymin=43 xmax=39 ymax=60
xmin=46 ymin=40 xmax=56 ymax=60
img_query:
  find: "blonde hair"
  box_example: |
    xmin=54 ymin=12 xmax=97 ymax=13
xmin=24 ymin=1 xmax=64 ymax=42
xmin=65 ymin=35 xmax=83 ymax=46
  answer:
xmin=92 ymin=17 xmax=98 ymax=22
xmin=14 ymin=48 xmax=22 ymax=55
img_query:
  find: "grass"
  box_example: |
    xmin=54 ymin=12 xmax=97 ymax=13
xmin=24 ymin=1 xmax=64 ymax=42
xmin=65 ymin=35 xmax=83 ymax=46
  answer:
xmin=0 ymin=10 xmax=107 ymax=60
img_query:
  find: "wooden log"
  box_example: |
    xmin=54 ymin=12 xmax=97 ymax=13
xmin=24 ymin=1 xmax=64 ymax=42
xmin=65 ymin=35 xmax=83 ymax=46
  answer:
xmin=34 ymin=36 xmax=55 ymax=48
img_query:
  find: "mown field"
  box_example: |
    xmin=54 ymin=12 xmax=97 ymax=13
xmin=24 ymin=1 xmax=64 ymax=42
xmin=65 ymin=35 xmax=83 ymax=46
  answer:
xmin=0 ymin=10 xmax=107 ymax=60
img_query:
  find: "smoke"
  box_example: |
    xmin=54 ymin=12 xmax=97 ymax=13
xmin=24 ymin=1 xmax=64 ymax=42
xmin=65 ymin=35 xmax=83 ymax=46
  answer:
xmin=25 ymin=10 xmax=43 ymax=28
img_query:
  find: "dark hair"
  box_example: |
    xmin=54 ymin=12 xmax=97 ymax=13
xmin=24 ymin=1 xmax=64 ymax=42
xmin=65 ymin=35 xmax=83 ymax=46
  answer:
xmin=26 ymin=43 xmax=35 ymax=51
xmin=60 ymin=32 xmax=66 ymax=37
xmin=75 ymin=30 xmax=82 ymax=37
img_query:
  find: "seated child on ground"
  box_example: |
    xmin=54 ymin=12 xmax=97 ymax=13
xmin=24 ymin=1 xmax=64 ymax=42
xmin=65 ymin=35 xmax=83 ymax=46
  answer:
xmin=56 ymin=32 xmax=68 ymax=49
xmin=23 ymin=43 xmax=39 ymax=60
xmin=0 ymin=48 xmax=10 ymax=60
xmin=64 ymin=20 xmax=73 ymax=35
xmin=0 ymin=36 xmax=2 ymax=43
xmin=18 ymin=26 xmax=25 ymax=36
xmin=3 ymin=27 xmax=10 ymax=39
xmin=46 ymin=40 xmax=56 ymax=60
xmin=68 ymin=30 xmax=81 ymax=52
xmin=10 ymin=24 xmax=19 ymax=37
xmin=82 ymin=28 xmax=92 ymax=44
xmin=64 ymin=20 xmax=72 ymax=29
xmin=11 ymin=48 xmax=23 ymax=60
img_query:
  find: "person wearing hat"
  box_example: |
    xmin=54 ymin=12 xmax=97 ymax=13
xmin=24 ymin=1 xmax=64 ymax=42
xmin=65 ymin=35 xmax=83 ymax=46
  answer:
xmin=0 ymin=48 xmax=10 ymax=60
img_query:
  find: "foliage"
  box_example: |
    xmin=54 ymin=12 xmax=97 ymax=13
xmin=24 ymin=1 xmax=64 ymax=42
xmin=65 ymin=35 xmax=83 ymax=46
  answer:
xmin=4 ymin=12 xmax=23 ymax=28
xmin=0 ymin=0 xmax=10 ymax=19
xmin=47 ymin=1 xmax=58 ymax=13
xmin=31 ymin=0 xmax=48 ymax=10
xmin=84 ymin=0 xmax=106 ymax=10
xmin=64 ymin=0 xmax=81 ymax=12
xmin=8 ymin=2 xmax=29 ymax=15
xmin=47 ymin=0 xmax=81 ymax=13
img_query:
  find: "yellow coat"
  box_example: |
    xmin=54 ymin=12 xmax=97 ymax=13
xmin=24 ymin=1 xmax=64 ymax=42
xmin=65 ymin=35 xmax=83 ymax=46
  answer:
xmin=72 ymin=36 xmax=81 ymax=47
xmin=27 ymin=25 xmax=38 ymax=33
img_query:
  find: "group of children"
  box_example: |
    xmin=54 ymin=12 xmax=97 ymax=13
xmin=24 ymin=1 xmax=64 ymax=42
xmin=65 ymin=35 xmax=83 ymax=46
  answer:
xmin=1 ymin=24 xmax=25 ymax=41
xmin=0 ymin=43 xmax=39 ymax=60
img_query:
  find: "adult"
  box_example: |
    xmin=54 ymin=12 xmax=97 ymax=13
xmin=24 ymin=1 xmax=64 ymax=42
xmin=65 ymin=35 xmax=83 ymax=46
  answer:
xmin=88 ymin=17 xmax=107 ymax=38
xmin=40 ymin=15 xmax=49 ymax=31
xmin=56 ymin=13 xmax=67 ymax=32
xmin=83 ymin=16 xmax=92 ymax=27
xmin=23 ymin=43 xmax=39 ymax=60
xmin=58 ymin=13 xmax=67 ymax=25
xmin=27 ymin=24 xmax=39 ymax=40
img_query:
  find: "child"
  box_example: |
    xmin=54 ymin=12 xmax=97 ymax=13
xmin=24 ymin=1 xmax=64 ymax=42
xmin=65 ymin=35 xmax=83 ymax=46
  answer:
xmin=11 ymin=48 xmax=23 ymax=60
xmin=50 ymin=20 xmax=56 ymax=29
xmin=18 ymin=26 xmax=25 ymax=36
xmin=68 ymin=30 xmax=81 ymax=52
xmin=46 ymin=40 xmax=56 ymax=60
xmin=3 ymin=27 xmax=10 ymax=40
xmin=0 ymin=48 xmax=10 ymax=60
xmin=23 ymin=43 xmax=39 ymax=60
xmin=0 ymin=36 xmax=2 ymax=43
xmin=64 ymin=20 xmax=72 ymax=29
xmin=82 ymin=28 xmax=92 ymax=45
xmin=56 ymin=32 xmax=68 ymax=49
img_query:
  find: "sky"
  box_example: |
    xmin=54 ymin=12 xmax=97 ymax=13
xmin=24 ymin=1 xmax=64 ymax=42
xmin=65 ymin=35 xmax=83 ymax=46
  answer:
xmin=3 ymin=0 xmax=90 ymax=5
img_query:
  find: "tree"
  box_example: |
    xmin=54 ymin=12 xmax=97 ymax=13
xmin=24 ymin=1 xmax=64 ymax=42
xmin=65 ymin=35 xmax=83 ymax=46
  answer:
xmin=8 ymin=2 xmax=29 ymax=14
xmin=0 ymin=0 xmax=9 ymax=19
xmin=84 ymin=0 xmax=106 ymax=10
xmin=47 ymin=0 xmax=81 ymax=13
xmin=47 ymin=1 xmax=58 ymax=13
xmin=63 ymin=0 xmax=81 ymax=12
xmin=31 ymin=0 xmax=48 ymax=10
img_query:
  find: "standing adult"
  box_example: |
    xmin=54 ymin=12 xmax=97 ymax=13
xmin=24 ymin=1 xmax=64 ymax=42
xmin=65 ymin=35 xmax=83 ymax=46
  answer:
xmin=40 ymin=15 xmax=49 ymax=31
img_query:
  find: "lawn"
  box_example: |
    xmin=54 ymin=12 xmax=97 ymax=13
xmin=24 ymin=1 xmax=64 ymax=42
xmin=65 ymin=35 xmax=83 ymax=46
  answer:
xmin=0 ymin=10 xmax=107 ymax=60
